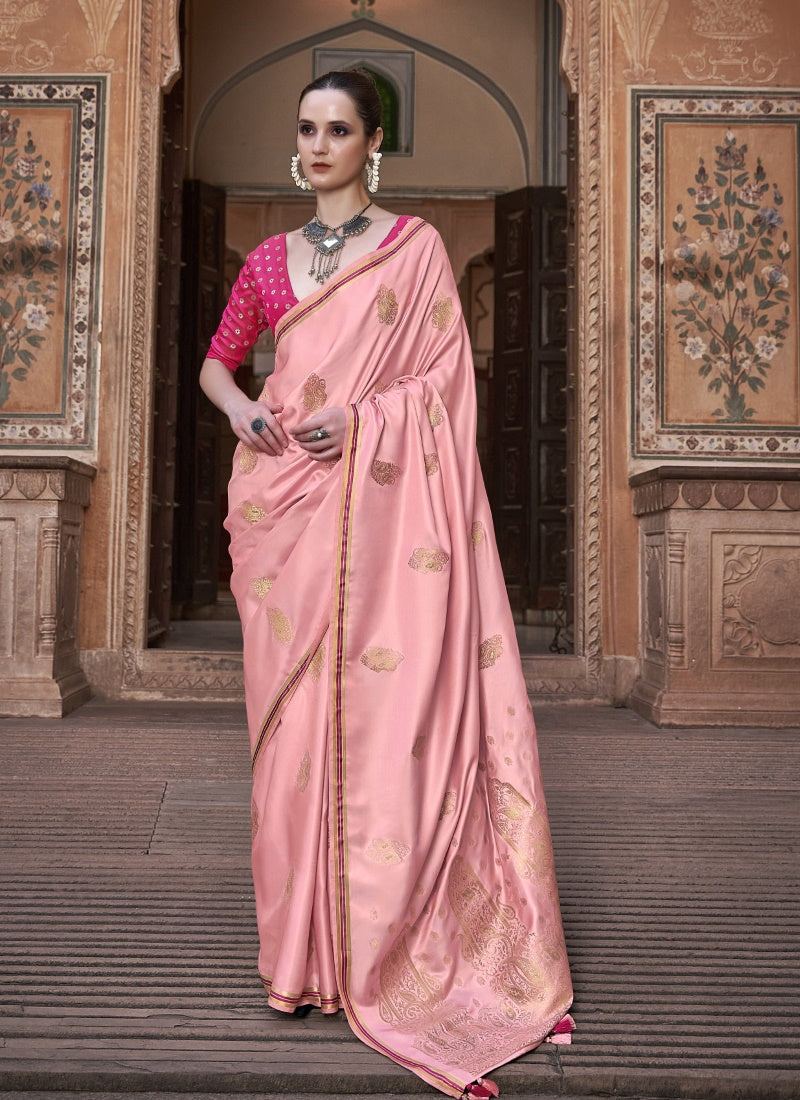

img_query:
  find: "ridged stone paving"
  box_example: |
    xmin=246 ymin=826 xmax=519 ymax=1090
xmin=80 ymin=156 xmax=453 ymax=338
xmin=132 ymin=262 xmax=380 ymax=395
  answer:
xmin=0 ymin=701 xmax=798 ymax=1098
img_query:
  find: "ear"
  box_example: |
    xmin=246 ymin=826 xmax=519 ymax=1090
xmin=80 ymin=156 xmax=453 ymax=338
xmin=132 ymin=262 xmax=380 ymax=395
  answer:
xmin=369 ymin=126 xmax=383 ymax=155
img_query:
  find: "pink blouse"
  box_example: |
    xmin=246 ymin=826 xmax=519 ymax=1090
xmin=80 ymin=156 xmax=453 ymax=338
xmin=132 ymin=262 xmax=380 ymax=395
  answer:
xmin=208 ymin=215 xmax=413 ymax=371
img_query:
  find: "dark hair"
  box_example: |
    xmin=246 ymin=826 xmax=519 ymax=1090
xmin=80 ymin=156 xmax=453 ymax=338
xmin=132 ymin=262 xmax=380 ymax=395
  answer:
xmin=298 ymin=69 xmax=382 ymax=137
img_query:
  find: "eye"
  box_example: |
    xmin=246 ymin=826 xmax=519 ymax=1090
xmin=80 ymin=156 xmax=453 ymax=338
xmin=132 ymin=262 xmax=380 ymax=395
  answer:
xmin=332 ymin=126 xmax=350 ymax=136
xmin=298 ymin=123 xmax=314 ymax=135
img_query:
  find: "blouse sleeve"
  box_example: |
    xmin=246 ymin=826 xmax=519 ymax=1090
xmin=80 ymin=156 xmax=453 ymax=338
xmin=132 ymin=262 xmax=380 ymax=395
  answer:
xmin=207 ymin=255 xmax=267 ymax=372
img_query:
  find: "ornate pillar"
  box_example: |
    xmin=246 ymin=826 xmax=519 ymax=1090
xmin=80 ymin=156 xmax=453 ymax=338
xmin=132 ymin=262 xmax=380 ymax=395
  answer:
xmin=0 ymin=458 xmax=95 ymax=716
xmin=630 ymin=466 xmax=800 ymax=727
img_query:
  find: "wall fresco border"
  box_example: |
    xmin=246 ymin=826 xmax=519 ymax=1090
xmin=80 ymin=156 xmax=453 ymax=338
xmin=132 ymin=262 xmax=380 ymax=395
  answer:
xmin=0 ymin=77 xmax=106 ymax=451
xmin=632 ymin=88 xmax=800 ymax=459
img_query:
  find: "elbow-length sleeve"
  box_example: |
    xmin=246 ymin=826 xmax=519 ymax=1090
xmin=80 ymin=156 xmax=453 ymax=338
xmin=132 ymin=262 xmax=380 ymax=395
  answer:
xmin=207 ymin=255 xmax=267 ymax=371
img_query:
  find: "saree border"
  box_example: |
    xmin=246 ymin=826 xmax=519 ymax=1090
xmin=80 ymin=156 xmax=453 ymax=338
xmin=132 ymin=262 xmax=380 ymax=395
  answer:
xmin=329 ymin=404 xmax=466 ymax=1098
xmin=251 ymin=646 xmax=315 ymax=770
xmin=274 ymin=216 xmax=429 ymax=348
xmin=260 ymin=973 xmax=341 ymax=1011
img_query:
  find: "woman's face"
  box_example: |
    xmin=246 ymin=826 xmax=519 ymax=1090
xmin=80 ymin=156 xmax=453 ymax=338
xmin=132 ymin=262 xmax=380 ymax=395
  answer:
xmin=296 ymin=88 xmax=382 ymax=193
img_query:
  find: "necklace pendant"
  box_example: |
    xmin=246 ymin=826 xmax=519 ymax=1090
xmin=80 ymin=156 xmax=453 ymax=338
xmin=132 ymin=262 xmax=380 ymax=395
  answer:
xmin=302 ymin=202 xmax=373 ymax=286
xmin=317 ymin=230 xmax=345 ymax=256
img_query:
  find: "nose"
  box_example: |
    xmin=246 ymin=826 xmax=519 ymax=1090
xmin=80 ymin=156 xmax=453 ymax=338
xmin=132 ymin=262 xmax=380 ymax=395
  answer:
xmin=312 ymin=131 xmax=328 ymax=155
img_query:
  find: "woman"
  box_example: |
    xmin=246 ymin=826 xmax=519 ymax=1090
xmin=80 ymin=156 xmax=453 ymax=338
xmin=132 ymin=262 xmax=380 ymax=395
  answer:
xmin=200 ymin=70 xmax=574 ymax=1099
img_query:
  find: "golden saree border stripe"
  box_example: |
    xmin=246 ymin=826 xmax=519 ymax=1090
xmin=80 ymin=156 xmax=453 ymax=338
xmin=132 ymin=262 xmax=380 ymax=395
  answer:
xmin=329 ymin=404 xmax=464 ymax=1098
xmin=331 ymin=403 xmax=360 ymax=965
xmin=260 ymin=974 xmax=341 ymax=1007
xmin=275 ymin=217 xmax=429 ymax=349
xmin=251 ymin=647 xmax=315 ymax=771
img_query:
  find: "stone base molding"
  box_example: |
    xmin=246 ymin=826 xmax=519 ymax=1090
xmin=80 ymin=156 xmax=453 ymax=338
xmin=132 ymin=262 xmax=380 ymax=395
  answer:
xmin=629 ymin=466 xmax=800 ymax=728
xmin=0 ymin=458 xmax=95 ymax=717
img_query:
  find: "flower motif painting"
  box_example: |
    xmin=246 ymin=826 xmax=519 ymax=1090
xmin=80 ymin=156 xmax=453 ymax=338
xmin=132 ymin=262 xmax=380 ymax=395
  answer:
xmin=670 ymin=130 xmax=792 ymax=423
xmin=0 ymin=111 xmax=63 ymax=408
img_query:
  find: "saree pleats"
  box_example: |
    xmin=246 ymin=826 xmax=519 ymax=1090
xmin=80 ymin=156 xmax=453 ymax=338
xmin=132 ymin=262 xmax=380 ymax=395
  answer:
xmin=225 ymin=218 xmax=572 ymax=1096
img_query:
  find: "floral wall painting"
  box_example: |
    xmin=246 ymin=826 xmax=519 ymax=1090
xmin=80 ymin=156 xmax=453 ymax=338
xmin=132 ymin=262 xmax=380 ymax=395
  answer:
xmin=668 ymin=127 xmax=795 ymax=425
xmin=0 ymin=109 xmax=67 ymax=413
xmin=633 ymin=91 xmax=800 ymax=459
xmin=0 ymin=78 xmax=105 ymax=450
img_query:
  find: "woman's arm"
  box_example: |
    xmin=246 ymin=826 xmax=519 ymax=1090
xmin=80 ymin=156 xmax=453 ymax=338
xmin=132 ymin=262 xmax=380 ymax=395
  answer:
xmin=199 ymin=356 xmax=288 ymax=456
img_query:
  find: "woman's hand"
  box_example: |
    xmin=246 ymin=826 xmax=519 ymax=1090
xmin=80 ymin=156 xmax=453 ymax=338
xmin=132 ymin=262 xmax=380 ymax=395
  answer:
xmin=224 ymin=394 xmax=287 ymax=456
xmin=292 ymin=407 xmax=347 ymax=462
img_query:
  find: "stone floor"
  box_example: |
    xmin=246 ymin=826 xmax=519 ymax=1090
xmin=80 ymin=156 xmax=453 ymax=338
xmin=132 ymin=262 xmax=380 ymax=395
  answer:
xmin=0 ymin=701 xmax=798 ymax=1099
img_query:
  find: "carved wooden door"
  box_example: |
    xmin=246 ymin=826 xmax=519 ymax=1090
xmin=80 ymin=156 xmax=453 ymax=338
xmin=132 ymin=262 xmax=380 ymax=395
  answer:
xmin=171 ymin=180 xmax=226 ymax=612
xmin=491 ymin=187 xmax=568 ymax=616
xmin=147 ymin=70 xmax=185 ymax=645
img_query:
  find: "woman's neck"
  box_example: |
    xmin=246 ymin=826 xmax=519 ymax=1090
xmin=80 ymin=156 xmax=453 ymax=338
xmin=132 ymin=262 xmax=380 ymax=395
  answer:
xmin=313 ymin=187 xmax=372 ymax=229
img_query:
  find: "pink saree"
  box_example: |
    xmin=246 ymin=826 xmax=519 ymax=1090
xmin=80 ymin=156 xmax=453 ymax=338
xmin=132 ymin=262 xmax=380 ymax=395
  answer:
xmin=224 ymin=217 xmax=573 ymax=1097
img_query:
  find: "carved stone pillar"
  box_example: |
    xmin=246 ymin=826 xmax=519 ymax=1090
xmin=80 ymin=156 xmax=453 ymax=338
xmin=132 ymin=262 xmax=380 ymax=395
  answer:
xmin=0 ymin=458 xmax=95 ymax=716
xmin=630 ymin=467 xmax=800 ymax=727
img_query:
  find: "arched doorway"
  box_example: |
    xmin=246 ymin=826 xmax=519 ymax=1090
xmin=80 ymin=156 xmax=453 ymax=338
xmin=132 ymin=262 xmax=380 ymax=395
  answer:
xmin=134 ymin=0 xmax=603 ymax=699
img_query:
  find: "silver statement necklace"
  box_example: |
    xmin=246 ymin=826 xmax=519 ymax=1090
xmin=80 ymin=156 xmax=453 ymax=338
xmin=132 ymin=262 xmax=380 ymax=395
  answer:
xmin=302 ymin=202 xmax=373 ymax=284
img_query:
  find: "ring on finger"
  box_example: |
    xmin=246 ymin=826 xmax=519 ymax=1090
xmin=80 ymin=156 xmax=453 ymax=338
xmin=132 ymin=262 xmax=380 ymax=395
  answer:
xmin=250 ymin=417 xmax=266 ymax=433
xmin=310 ymin=428 xmax=329 ymax=441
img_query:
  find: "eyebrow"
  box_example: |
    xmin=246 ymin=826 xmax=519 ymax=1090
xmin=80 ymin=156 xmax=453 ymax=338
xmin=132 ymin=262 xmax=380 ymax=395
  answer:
xmin=297 ymin=118 xmax=352 ymax=126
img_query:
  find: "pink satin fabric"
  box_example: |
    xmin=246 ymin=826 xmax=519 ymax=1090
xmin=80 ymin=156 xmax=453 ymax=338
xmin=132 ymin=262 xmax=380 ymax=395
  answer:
xmin=224 ymin=217 xmax=573 ymax=1097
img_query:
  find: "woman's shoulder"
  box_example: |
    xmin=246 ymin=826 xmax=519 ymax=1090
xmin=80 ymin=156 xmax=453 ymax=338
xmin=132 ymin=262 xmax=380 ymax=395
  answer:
xmin=247 ymin=231 xmax=287 ymax=262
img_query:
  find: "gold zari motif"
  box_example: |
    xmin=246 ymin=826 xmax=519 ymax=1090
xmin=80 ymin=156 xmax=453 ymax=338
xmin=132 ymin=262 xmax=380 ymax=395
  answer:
xmin=308 ymin=642 xmax=325 ymax=682
xmin=471 ymin=521 xmax=486 ymax=546
xmin=431 ymin=293 xmax=455 ymax=332
xmin=376 ymin=284 xmax=399 ymax=325
xmin=488 ymin=779 xmax=556 ymax=884
xmin=296 ymin=750 xmax=311 ymax=793
xmin=371 ymin=459 xmax=402 ymax=486
xmin=266 ymin=607 xmax=294 ymax=644
xmin=379 ymin=933 xmax=443 ymax=1027
xmin=427 ymin=403 xmax=443 ymax=429
xmin=366 ymin=837 xmax=411 ymax=865
xmin=241 ymin=501 xmax=266 ymax=525
xmin=424 ymin=453 xmax=439 ymax=476
xmin=239 ymin=446 xmax=258 ymax=474
xmin=361 ymin=646 xmax=404 ymax=673
xmin=439 ymin=790 xmax=457 ymax=820
xmin=302 ymin=372 xmax=327 ymax=412
xmin=478 ymin=633 xmax=503 ymax=669
xmin=251 ymin=799 xmax=260 ymax=839
xmin=447 ymin=855 xmax=541 ymax=1003
xmin=283 ymin=867 xmax=295 ymax=901
xmin=411 ymin=735 xmax=427 ymax=759
xmin=379 ymin=934 xmax=559 ymax=1068
xmin=250 ymin=576 xmax=273 ymax=599
xmin=408 ymin=547 xmax=451 ymax=574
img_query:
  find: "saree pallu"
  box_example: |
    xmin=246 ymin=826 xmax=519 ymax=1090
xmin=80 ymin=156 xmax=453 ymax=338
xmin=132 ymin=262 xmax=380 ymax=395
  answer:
xmin=224 ymin=217 xmax=573 ymax=1097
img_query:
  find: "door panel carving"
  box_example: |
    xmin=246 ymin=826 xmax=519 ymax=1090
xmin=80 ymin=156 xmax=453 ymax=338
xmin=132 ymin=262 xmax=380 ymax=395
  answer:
xmin=148 ymin=66 xmax=185 ymax=644
xmin=172 ymin=179 xmax=226 ymax=612
xmin=491 ymin=187 xmax=569 ymax=615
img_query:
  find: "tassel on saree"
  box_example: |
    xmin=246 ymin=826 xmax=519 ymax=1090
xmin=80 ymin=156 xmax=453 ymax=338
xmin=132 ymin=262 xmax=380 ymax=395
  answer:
xmin=545 ymin=1012 xmax=576 ymax=1044
xmin=463 ymin=1078 xmax=499 ymax=1098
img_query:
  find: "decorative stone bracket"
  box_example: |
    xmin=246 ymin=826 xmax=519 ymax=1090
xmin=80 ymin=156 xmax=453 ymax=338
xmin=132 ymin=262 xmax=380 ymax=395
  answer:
xmin=0 ymin=457 xmax=95 ymax=717
xmin=629 ymin=466 xmax=800 ymax=728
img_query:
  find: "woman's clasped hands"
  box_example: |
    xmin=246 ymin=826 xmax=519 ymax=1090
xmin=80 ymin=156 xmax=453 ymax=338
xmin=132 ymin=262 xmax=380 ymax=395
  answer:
xmin=292 ymin=407 xmax=346 ymax=461
xmin=224 ymin=394 xmax=346 ymax=462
